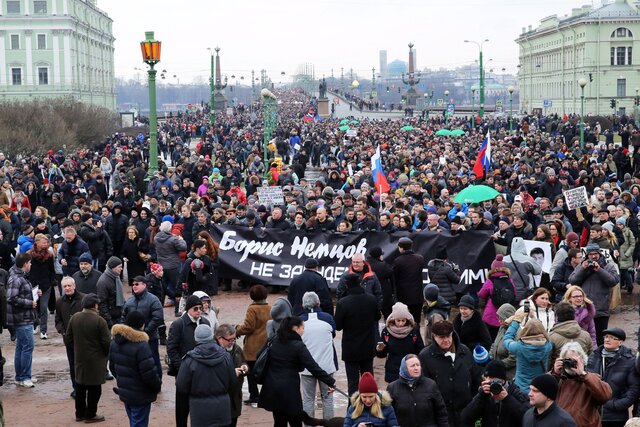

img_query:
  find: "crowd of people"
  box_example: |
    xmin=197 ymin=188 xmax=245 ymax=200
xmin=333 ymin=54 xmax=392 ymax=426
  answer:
xmin=2 ymin=87 xmax=640 ymax=427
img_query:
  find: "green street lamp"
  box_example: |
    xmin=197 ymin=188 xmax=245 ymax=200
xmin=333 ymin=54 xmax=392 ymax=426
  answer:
xmin=578 ymin=78 xmax=588 ymax=149
xmin=635 ymin=87 xmax=639 ymax=128
xmin=508 ymin=85 xmax=515 ymax=134
xmin=261 ymin=89 xmax=277 ymax=179
xmin=444 ymin=90 xmax=450 ymax=126
xmin=465 ymin=38 xmax=489 ymax=118
xmin=471 ymin=88 xmax=476 ymax=129
xmin=140 ymin=31 xmax=161 ymax=175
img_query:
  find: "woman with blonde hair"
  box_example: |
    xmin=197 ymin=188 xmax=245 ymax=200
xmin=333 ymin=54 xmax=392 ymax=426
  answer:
xmin=562 ymin=285 xmax=597 ymax=347
xmin=344 ymin=372 xmax=398 ymax=427
xmin=503 ymin=318 xmax=552 ymax=393
xmin=100 ymin=156 xmax=112 ymax=192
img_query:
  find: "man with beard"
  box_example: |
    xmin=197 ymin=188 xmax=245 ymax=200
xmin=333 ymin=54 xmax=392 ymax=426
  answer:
xmin=72 ymin=253 xmax=101 ymax=295
xmin=538 ymin=168 xmax=563 ymax=201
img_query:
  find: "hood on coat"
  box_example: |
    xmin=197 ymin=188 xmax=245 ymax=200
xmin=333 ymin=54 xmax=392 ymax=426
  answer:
xmin=427 ymin=258 xmax=452 ymax=270
xmin=508 ymin=237 xmax=529 ymax=262
xmin=488 ymin=267 xmax=511 ymax=278
xmin=496 ymin=303 xmax=516 ymax=321
xmin=111 ymin=324 xmax=149 ymax=344
xmin=187 ymin=341 xmax=227 ymax=367
xmin=270 ymin=297 xmax=292 ymax=322
xmin=550 ymin=320 xmax=583 ymax=339
xmin=349 ymin=390 xmax=393 ymax=407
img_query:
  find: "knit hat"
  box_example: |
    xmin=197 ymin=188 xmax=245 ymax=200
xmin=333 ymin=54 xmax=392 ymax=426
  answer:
xmin=459 ymin=294 xmax=477 ymax=309
xmin=585 ymin=242 xmax=601 ymax=254
xmin=304 ymin=258 xmax=319 ymax=269
xmin=431 ymin=320 xmax=454 ymax=336
xmin=81 ymin=213 xmax=92 ymax=222
xmin=530 ymin=374 xmax=558 ymax=400
xmin=194 ymin=324 xmax=214 ymax=344
xmin=451 ymin=216 xmax=462 ymax=225
xmin=388 ymin=302 xmax=414 ymax=324
xmin=616 ymin=216 xmax=628 ymax=226
xmin=484 ymin=360 xmax=508 ymax=380
xmin=496 ymin=303 xmax=516 ymax=321
xmin=566 ymin=232 xmax=579 ymax=244
xmin=491 ymin=254 xmax=505 ymax=270
xmin=82 ymin=293 xmax=100 ymax=309
xmin=150 ymin=262 xmax=163 ymax=274
xmin=483 ymin=211 xmax=493 ymax=221
xmin=473 ymin=345 xmax=490 ymax=365
xmin=423 ymin=284 xmax=439 ymax=302
xmin=344 ymin=273 xmax=361 ymax=288
xmin=125 ymin=310 xmax=145 ymax=330
xmin=184 ymin=294 xmax=203 ymax=311
xmin=499 ymin=216 xmax=511 ymax=225
xmin=22 ymin=225 xmax=33 ymax=235
xmin=358 ymin=372 xmax=378 ymax=394
xmin=78 ymin=252 xmax=93 ymax=264
xmin=190 ymin=258 xmax=204 ymax=270
xmin=162 ymin=215 xmax=174 ymax=224
xmin=107 ymin=256 xmax=122 ymax=269
xmin=602 ymin=222 xmax=614 ymax=233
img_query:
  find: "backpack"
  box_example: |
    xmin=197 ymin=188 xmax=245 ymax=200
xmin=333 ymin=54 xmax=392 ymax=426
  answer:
xmin=490 ymin=276 xmax=516 ymax=308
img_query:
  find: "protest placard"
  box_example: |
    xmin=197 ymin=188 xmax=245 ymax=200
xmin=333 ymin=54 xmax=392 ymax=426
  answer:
xmin=257 ymin=186 xmax=285 ymax=206
xmin=563 ymin=186 xmax=588 ymax=210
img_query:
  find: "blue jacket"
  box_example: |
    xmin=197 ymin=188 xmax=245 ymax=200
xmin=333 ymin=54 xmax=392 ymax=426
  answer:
xmin=344 ymin=391 xmax=398 ymax=427
xmin=17 ymin=234 xmax=33 ymax=254
xmin=503 ymin=320 xmax=552 ymax=393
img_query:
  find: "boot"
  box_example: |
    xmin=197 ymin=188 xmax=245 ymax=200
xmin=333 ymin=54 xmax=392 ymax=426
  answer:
xmin=158 ymin=325 xmax=167 ymax=346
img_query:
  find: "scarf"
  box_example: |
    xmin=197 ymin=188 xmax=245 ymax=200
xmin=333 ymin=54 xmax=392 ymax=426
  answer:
xmin=105 ymin=267 xmax=124 ymax=307
xmin=601 ymin=348 xmax=619 ymax=358
xmin=399 ymin=355 xmax=418 ymax=386
xmin=31 ymin=246 xmax=51 ymax=262
xmin=460 ymin=311 xmax=473 ymax=323
xmin=521 ymin=333 xmax=548 ymax=346
xmin=387 ymin=323 xmax=414 ymax=339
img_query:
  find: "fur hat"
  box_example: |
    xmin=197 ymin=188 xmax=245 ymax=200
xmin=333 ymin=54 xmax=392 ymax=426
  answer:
xmin=358 ymin=372 xmax=378 ymax=394
xmin=491 ymin=254 xmax=505 ymax=270
xmin=431 ymin=320 xmax=454 ymax=336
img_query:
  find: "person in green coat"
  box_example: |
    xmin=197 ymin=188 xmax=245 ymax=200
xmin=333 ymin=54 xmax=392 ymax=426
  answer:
xmin=66 ymin=293 xmax=111 ymax=423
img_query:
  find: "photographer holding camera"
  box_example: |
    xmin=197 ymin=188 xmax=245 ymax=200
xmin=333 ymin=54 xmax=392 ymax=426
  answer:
xmin=551 ymin=342 xmax=612 ymax=427
xmin=461 ymin=360 xmax=530 ymax=427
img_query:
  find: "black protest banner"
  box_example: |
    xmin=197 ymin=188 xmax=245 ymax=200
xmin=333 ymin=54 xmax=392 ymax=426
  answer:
xmin=211 ymin=225 xmax=496 ymax=290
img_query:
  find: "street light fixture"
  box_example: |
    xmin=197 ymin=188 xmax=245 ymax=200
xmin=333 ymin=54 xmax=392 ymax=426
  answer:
xmin=140 ymin=31 xmax=161 ymax=175
xmin=578 ymin=78 xmax=588 ymax=149
xmin=444 ymin=90 xmax=450 ymax=126
xmin=508 ymin=86 xmax=515 ymax=134
xmin=465 ymin=38 xmax=489 ymax=118
xmin=635 ymin=87 xmax=639 ymax=128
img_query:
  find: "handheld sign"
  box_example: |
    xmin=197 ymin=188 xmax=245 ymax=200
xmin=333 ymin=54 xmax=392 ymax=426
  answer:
xmin=257 ymin=186 xmax=285 ymax=207
xmin=563 ymin=186 xmax=588 ymax=210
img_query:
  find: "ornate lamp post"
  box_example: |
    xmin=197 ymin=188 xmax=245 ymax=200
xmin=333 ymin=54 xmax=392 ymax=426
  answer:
xmin=262 ymin=89 xmax=277 ymax=179
xmin=444 ymin=90 xmax=450 ymax=126
xmin=207 ymin=48 xmax=215 ymax=126
xmin=508 ymin=85 xmax=515 ymax=134
xmin=140 ymin=31 xmax=161 ymax=175
xmin=465 ymin=39 xmax=489 ymax=118
xmin=635 ymin=87 xmax=639 ymax=128
xmin=578 ymin=78 xmax=588 ymax=149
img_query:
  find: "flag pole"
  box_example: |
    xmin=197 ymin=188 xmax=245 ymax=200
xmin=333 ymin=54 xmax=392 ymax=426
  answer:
xmin=379 ymin=184 xmax=383 ymax=211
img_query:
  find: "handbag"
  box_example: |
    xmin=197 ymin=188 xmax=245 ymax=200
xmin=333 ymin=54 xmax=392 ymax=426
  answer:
xmin=253 ymin=338 xmax=274 ymax=385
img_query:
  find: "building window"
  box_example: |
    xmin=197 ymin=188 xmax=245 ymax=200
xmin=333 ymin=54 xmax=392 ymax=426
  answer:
xmin=38 ymin=67 xmax=48 ymax=85
xmin=617 ymin=47 xmax=627 ymax=65
xmin=10 ymin=34 xmax=19 ymax=50
xmin=629 ymin=47 xmax=633 ymax=65
xmin=33 ymin=0 xmax=46 ymax=13
xmin=612 ymin=28 xmax=633 ymax=38
xmin=6 ymin=1 xmax=20 ymax=13
xmin=11 ymin=68 xmax=22 ymax=85
xmin=617 ymin=78 xmax=626 ymax=98
xmin=36 ymin=34 xmax=46 ymax=50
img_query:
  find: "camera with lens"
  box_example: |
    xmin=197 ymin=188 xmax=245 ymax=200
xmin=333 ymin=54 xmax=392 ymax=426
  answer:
xmin=489 ymin=380 xmax=504 ymax=395
xmin=585 ymin=260 xmax=596 ymax=268
xmin=563 ymin=358 xmax=578 ymax=370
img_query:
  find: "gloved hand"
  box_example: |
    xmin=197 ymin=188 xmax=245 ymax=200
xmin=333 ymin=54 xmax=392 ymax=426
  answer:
xmin=181 ymin=282 xmax=189 ymax=292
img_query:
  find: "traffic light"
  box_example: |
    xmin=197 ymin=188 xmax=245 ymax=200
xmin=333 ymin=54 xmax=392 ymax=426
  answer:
xmin=589 ymin=73 xmax=593 ymax=82
xmin=611 ymin=99 xmax=616 ymax=109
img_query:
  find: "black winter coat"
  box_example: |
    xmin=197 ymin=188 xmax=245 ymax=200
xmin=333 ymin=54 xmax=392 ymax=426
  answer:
xmin=109 ymin=324 xmax=161 ymax=406
xmin=367 ymin=256 xmax=394 ymax=318
xmin=79 ymin=223 xmax=104 ymax=260
xmin=176 ymin=342 xmax=237 ymax=427
xmin=427 ymin=259 xmax=461 ymax=305
xmin=57 ymin=236 xmax=90 ymax=277
xmin=166 ymin=314 xmax=210 ymax=375
xmin=419 ymin=333 xmax=481 ymax=426
xmin=377 ymin=326 xmax=424 ymax=383
xmin=453 ymin=310 xmax=493 ymax=352
xmin=393 ymin=250 xmax=425 ymax=306
xmin=287 ymin=269 xmax=333 ymax=316
xmin=258 ymin=331 xmax=335 ymax=416
xmin=335 ymin=286 xmax=379 ymax=362
xmin=460 ymin=381 xmax=530 ymax=427
xmin=105 ymin=210 xmax=128 ymax=244
xmin=72 ymin=269 xmax=101 ymax=295
xmin=122 ymin=290 xmax=164 ymax=341
xmin=587 ymin=345 xmax=640 ymax=423
xmin=55 ymin=291 xmax=84 ymax=336
xmin=387 ymin=375 xmax=449 ymax=427
xmin=550 ymin=258 xmax=575 ymax=301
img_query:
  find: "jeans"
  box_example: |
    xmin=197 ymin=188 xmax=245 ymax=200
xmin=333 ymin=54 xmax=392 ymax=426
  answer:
xmin=125 ymin=403 xmax=151 ymax=427
xmin=301 ymin=374 xmax=334 ymax=422
xmin=344 ymin=359 xmax=373 ymax=396
xmin=38 ymin=287 xmax=51 ymax=334
xmin=164 ymin=268 xmax=180 ymax=302
xmin=148 ymin=339 xmax=162 ymax=379
xmin=76 ymin=384 xmax=102 ymax=419
xmin=14 ymin=324 xmax=34 ymax=382
xmin=66 ymin=343 xmax=76 ymax=391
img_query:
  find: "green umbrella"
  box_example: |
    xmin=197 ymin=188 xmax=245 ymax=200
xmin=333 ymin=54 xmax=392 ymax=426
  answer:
xmin=453 ymin=185 xmax=499 ymax=204
xmin=451 ymin=129 xmax=465 ymax=136
xmin=350 ymin=120 xmax=359 ymax=125
xmin=401 ymin=125 xmax=415 ymax=131
xmin=340 ymin=119 xmax=350 ymax=125
xmin=339 ymin=125 xmax=350 ymax=131
xmin=435 ymin=129 xmax=452 ymax=136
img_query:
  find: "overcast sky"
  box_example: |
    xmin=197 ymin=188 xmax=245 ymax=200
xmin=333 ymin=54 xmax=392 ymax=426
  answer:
xmin=102 ymin=0 xmax=605 ymax=83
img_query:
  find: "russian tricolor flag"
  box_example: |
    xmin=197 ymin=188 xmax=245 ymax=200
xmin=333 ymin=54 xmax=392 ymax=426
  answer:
xmin=371 ymin=145 xmax=390 ymax=194
xmin=473 ymin=131 xmax=491 ymax=178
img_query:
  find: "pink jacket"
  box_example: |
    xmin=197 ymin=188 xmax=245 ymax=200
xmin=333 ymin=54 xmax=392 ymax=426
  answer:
xmin=574 ymin=303 xmax=597 ymax=347
xmin=478 ymin=269 xmax=517 ymax=327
